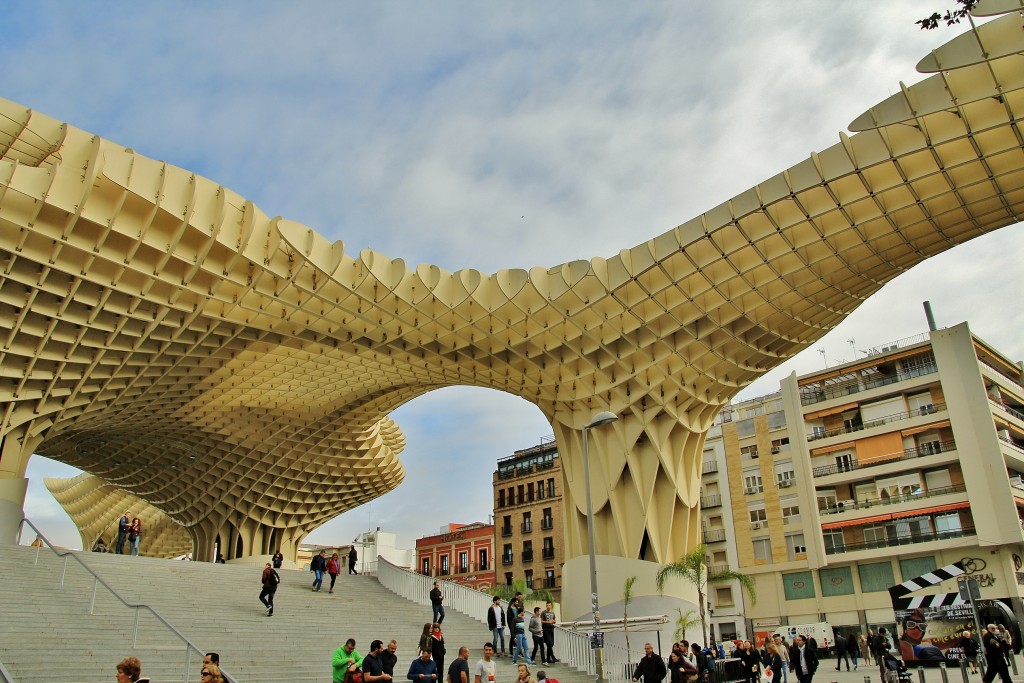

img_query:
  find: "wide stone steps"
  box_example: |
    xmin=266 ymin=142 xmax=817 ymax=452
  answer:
xmin=0 ymin=545 xmax=592 ymax=683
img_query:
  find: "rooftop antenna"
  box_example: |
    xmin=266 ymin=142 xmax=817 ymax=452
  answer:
xmin=818 ymin=348 xmax=829 ymax=368
xmin=847 ymin=338 xmax=856 ymax=356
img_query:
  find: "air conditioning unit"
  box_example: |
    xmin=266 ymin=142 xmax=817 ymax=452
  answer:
xmin=750 ymin=521 xmax=764 ymax=530
xmin=1009 ymin=475 xmax=1023 ymax=488
xmin=771 ymin=446 xmax=781 ymax=454
xmin=919 ymin=404 xmax=936 ymax=415
xmin=998 ymin=429 xmax=1012 ymax=442
xmin=778 ymin=480 xmax=794 ymax=488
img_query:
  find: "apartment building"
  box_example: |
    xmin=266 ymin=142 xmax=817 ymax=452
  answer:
xmin=415 ymin=522 xmax=495 ymax=591
xmin=702 ymin=321 xmax=1024 ymax=645
xmin=492 ymin=439 xmax=564 ymax=600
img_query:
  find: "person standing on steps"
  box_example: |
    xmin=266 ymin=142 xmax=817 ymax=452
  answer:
xmin=349 ymin=545 xmax=359 ymax=574
xmin=128 ymin=517 xmax=142 ymax=556
xmin=116 ymin=655 xmax=151 ymax=683
xmin=474 ymin=643 xmax=497 ymax=683
xmin=448 ymin=646 xmax=470 ymax=683
xmin=364 ymin=640 xmax=394 ymax=683
xmin=486 ymin=596 xmax=507 ymax=657
xmin=333 ymin=638 xmax=364 ymax=683
xmin=430 ymin=581 xmax=446 ymax=624
xmin=272 ymin=548 xmax=284 ymax=569
xmin=381 ymin=640 xmax=399 ymax=681
xmin=408 ymin=648 xmax=438 ymax=682
xmin=430 ymin=623 xmax=447 ymax=680
xmin=260 ymin=561 xmax=280 ymax=616
xmin=311 ymin=549 xmax=327 ymax=592
xmin=529 ymin=607 xmax=546 ymax=665
xmin=541 ymin=602 xmax=559 ymax=664
xmin=116 ymin=510 xmax=131 ymax=554
xmin=327 ymin=552 xmax=342 ymax=593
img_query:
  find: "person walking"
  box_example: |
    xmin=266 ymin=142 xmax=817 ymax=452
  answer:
xmin=311 ymin=550 xmax=327 ymax=592
xmin=738 ymin=640 xmax=760 ymax=683
xmin=431 ymin=581 xmax=446 ymax=624
xmin=847 ymin=633 xmax=859 ymax=671
xmin=511 ymin=598 xmax=534 ymax=665
xmin=789 ymin=635 xmax=818 ymax=683
xmin=771 ymin=634 xmax=790 ymax=683
xmin=348 ymin=545 xmax=359 ymax=574
xmin=835 ymin=631 xmax=850 ymax=672
xmin=960 ymin=630 xmax=979 ymax=675
xmin=486 ymin=597 xmax=507 ymax=657
xmin=632 ymin=643 xmax=668 ymax=683
xmin=448 ymin=646 xmax=470 ymax=683
xmin=272 ymin=548 xmax=284 ymax=569
xmin=529 ymin=607 xmax=547 ymax=665
xmin=259 ymin=561 xmax=280 ymax=616
xmin=983 ymin=624 xmax=1012 ymax=683
xmin=327 ymin=552 xmax=342 ymax=593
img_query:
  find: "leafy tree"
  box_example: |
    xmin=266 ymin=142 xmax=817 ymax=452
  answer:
xmin=655 ymin=543 xmax=756 ymax=645
xmin=917 ymin=0 xmax=978 ymax=29
xmin=492 ymin=578 xmax=554 ymax=605
xmin=623 ymin=576 xmax=638 ymax=659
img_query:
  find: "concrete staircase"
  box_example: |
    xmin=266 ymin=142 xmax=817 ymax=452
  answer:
xmin=0 ymin=545 xmax=592 ymax=683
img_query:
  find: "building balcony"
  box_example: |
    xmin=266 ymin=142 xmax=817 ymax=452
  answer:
xmin=439 ymin=567 xmax=450 ymax=576
xmin=544 ymin=576 xmax=557 ymax=589
xmin=807 ymin=404 xmax=946 ymax=443
xmin=541 ymin=517 xmax=553 ymax=530
xmin=825 ymin=525 xmax=976 ymax=555
xmin=501 ymin=526 xmax=513 ymax=537
xmin=479 ymin=562 xmax=489 ymax=571
xmin=457 ymin=566 xmax=470 ymax=574
xmin=812 ymin=439 xmax=956 ymax=477
xmin=702 ymin=461 xmax=719 ymax=474
xmin=700 ymin=494 xmax=722 ymax=508
xmin=800 ymin=361 xmax=938 ymax=406
xmin=819 ymin=483 xmax=968 ymax=516
xmin=522 ymin=551 xmax=534 ymax=563
xmin=542 ymin=548 xmax=555 ymax=560
xmin=502 ymin=555 xmax=514 ymax=566
xmin=703 ymin=528 xmax=727 ymax=543
xmin=521 ymin=521 xmax=532 ymax=533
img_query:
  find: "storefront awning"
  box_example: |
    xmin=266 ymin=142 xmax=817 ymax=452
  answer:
xmin=900 ymin=420 xmax=951 ymax=437
xmin=820 ymin=502 xmax=969 ymax=530
xmin=805 ymin=402 xmax=858 ymax=420
xmin=810 ymin=441 xmax=856 ymax=456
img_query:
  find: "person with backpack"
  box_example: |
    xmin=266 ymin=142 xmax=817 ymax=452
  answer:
xmin=690 ymin=643 xmax=711 ymax=683
xmin=259 ymin=561 xmax=280 ymax=616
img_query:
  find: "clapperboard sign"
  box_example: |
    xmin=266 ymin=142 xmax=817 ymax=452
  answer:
xmin=888 ymin=560 xmax=967 ymax=609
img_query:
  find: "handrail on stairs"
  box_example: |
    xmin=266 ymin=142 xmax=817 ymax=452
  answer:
xmin=16 ymin=517 xmax=237 ymax=683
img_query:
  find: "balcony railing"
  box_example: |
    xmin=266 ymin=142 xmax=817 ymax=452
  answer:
xmin=541 ymin=518 xmax=553 ymax=530
xmin=521 ymin=521 xmax=533 ymax=533
xmin=439 ymin=568 xmax=450 ymax=576
xmin=502 ymin=555 xmax=514 ymax=566
xmin=522 ymin=551 xmax=534 ymax=562
xmin=808 ymin=403 xmax=946 ymax=442
xmin=544 ymin=576 xmax=557 ymax=589
xmin=702 ymin=461 xmax=719 ymax=474
xmin=812 ymin=439 xmax=957 ymax=477
xmin=501 ymin=526 xmax=513 ymax=537
xmin=801 ymin=361 xmax=938 ymax=406
xmin=700 ymin=494 xmax=722 ymax=508
xmin=825 ymin=525 xmax=975 ymax=555
xmin=542 ymin=548 xmax=555 ymax=560
xmin=703 ymin=529 xmax=727 ymax=543
xmin=819 ymin=483 xmax=968 ymax=515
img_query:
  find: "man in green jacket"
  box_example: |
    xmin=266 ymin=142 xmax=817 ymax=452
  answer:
xmin=334 ymin=638 xmax=365 ymax=683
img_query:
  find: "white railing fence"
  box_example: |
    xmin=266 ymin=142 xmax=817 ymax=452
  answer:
xmin=375 ymin=556 xmax=636 ymax=680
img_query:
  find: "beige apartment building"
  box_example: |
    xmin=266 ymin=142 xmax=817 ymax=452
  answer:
xmin=702 ymin=321 xmax=1024 ymax=644
xmin=493 ymin=439 xmax=565 ymax=600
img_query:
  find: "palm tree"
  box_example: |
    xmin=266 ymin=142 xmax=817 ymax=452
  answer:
xmin=655 ymin=543 xmax=756 ymax=645
xmin=673 ymin=608 xmax=701 ymax=642
xmin=623 ymin=576 xmax=638 ymax=660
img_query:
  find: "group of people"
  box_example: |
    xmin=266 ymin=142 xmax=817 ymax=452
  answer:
xmin=633 ymin=634 xmax=817 ymax=683
xmin=310 ymin=547 xmax=360 ymax=593
xmin=114 ymin=652 xmax=226 ymax=683
xmin=332 ymin=638 xmax=558 ymax=683
xmin=485 ymin=594 xmax=560 ymax=666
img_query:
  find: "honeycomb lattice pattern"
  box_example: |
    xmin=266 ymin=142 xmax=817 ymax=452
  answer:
xmin=44 ymin=472 xmax=192 ymax=557
xmin=1 ymin=12 xmax=1022 ymax=562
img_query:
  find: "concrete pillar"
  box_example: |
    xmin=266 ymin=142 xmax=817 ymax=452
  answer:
xmin=0 ymin=476 xmax=29 ymax=545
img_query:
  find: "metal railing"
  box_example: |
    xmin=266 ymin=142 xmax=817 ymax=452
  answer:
xmin=15 ymin=517 xmax=234 ymax=683
xmin=812 ymin=439 xmax=957 ymax=476
xmin=825 ymin=525 xmax=976 ymax=555
xmin=800 ymin=361 xmax=938 ymax=406
xmin=0 ymin=657 xmax=13 ymax=683
xmin=375 ymin=556 xmax=635 ymax=679
xmin=818 ymin=484 xmax=967 ymax=515
xmin=807 ymin=403 xmax=946 ymax=442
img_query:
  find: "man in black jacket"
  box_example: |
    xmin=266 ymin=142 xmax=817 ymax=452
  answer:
xmin=633 ymin=643 xmax=667 ymax=683
xmin=486 ymin=596 xmax=507 ymax=656
xmin=789 ymin=635 xmax=818 ymax=683
xmin=430 ymin=581 xmax=445 ymax=624
xmin=982 ymin=624 xmax=1012 ymax=683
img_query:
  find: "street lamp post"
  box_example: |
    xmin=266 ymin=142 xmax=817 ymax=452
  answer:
xmin=581 ymin=410 xmax=618 ymax=683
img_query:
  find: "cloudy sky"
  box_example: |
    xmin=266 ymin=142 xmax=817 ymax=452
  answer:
xmin=7 ymin=2 xmax=1022 ymax=551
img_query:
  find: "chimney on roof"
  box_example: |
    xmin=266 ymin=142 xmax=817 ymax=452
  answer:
xmin=923 ymin=301 xmax=937 ymax=332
